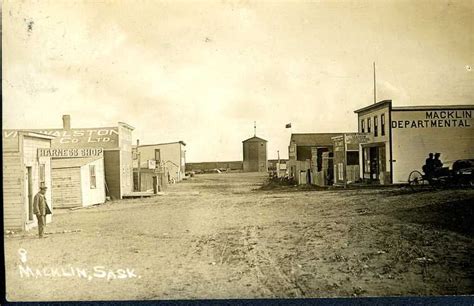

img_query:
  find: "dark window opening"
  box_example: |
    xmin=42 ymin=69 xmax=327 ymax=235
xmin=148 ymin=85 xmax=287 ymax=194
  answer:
xmin=296 ymin=146 xmax=312 ymax=161
xmin=381 ymin=114 xmax=386 ymax=136
xmin=155 ymin=149 xmax=161 ymax=162
xmin=316 ymin=148 xmax=329 ymax=172
xmin=374 ymin=116 xmax=378 ymax=137
xmin=347 ymin=151 xmax=359 ymax=166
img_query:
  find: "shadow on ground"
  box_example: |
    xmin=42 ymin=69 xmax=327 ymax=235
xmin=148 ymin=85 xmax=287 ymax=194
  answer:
xmin=395 ymin=198 xmax=474 ymax=237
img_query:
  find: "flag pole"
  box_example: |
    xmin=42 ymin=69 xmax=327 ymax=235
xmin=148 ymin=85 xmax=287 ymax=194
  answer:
xmin=373 ymin=61 xmax=377 ymax=104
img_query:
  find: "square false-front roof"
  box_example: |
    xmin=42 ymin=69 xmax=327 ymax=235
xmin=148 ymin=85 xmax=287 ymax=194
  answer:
xmin=354 ymin=100 xmax=392 ymax=114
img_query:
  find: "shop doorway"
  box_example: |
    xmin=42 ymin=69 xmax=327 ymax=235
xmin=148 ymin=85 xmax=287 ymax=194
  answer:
xmin=369 ymin=147 xmax=379 ymax=181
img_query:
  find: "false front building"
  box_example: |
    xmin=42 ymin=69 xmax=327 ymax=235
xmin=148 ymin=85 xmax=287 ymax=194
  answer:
xmin=3 ymin=131 xmax=55 ymax=231
xmin=133 ymin=141 xmax=186 ymax=191
xmin=354 ymin=100 xmax=474 ymax=184
xmin=3 ymin=115 xmax=135 ymax=200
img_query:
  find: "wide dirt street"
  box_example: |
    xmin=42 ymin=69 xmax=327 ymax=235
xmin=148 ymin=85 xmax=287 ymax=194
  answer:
xmin=5 ymin=172 xmax=474 ymax=301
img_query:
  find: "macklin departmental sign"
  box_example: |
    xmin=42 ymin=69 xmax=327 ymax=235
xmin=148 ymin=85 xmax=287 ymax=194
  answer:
xmin=38 ymin=147 xmax=104 ymax=158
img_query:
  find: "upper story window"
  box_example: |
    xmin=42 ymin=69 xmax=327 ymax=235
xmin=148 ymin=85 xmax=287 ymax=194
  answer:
xmin=154 ymin=149 xmax=161 ymax=162
xmin=374 ymin=116 xmax=378 ymax=137
xmin=367 ymin=117 xmax=372 ymax=133
xmin=361 ymin=119 xmax=365 ymax=133
xmin=381 ymin=114 xmax=386 ymax=136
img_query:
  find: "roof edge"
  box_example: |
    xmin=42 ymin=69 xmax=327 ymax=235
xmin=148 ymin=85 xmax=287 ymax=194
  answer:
xmin=354 ymin=100 xmax=392 ymax=114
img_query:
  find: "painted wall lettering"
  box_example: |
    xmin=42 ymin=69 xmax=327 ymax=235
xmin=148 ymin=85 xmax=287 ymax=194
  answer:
xmin=391 ymin=110 xmax=472 ymax=129
xmin=38 ymin=148 xmax=104 ymax=158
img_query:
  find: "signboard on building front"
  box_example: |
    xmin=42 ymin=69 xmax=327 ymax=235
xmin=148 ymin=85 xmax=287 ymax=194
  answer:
xmin=3 ymin=128 xmax=120 ymax=149
xmin=148 ymin=160 xmax=156 ymax=169
xmin=38 ymin=147 xmax=104 ymax=158
xmin=345 ymin=134 xmax=372 ymax=144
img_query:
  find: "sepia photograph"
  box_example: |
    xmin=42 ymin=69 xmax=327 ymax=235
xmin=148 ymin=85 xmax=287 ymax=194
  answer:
xmin=2 ymin=0 xmax=473 ymax=303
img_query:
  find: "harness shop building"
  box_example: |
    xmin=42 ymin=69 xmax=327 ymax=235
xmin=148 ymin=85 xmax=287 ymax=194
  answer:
xmin=354 ymin=100 xmax=474 ymax=184
xmin=47 ymin=148 xmax=106 ymax=208
xmin=2 ymin=115 xmax=135 ymax=200
xmin=3 ymin=131 xmax=55 ymax=231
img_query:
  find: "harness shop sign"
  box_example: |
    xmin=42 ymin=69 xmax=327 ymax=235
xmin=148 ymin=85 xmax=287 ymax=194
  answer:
xmin=38 ymin=148 xmax=104 ymax=158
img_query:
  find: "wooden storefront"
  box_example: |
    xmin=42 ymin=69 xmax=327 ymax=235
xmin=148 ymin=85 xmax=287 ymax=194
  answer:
xmin=3 ymin=131 xmax=54 ymax=231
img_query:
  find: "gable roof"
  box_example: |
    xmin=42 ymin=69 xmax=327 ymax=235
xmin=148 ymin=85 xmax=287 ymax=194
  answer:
xmin=242 ymin=136 xmax=267 ymax=143
xmin=52 ymin=156 xmax=102 ymax=169
xmin=290 ymin=133 xmax=344 ymax=146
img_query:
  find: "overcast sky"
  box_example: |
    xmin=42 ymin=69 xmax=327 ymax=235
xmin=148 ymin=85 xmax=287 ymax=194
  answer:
xmin=2 ymin=0 xmax=473 ymax=162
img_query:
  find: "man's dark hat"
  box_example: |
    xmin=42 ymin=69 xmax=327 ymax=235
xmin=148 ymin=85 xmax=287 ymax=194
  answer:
xmin=40 ymin=182 xmax=48 ymax=190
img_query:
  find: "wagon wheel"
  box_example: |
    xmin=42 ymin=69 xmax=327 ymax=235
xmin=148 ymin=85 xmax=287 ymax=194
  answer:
xmin=408 ymin=170 xmax=425 ymax=191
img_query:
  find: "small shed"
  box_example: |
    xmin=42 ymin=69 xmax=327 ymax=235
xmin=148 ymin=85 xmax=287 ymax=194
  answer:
xmin=51 ymin=156 xmax=106 ymax=208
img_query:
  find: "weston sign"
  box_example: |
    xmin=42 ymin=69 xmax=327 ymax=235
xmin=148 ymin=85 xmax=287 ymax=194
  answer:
xmin=38 ymin=148 xmax=104 ymax=158
xmin=3 ymin=128 xmax=119 ymax=149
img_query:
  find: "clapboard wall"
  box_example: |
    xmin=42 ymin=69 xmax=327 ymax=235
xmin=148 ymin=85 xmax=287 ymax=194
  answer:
xmin=3 ymin=149 xmax=24 ymax=230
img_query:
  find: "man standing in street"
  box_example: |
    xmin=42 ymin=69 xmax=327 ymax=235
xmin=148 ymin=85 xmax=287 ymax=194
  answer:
xmin=33 ymin=184 xmax=51 ymax=238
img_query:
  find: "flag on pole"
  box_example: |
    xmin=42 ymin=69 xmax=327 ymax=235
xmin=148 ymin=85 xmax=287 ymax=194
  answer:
xmin=285 ymin=123 xmax=292 ymax=128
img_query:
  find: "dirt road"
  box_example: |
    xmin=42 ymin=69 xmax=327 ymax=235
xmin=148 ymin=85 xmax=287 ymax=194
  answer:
xmin=5 ymin=172 xmax=474 ymax=300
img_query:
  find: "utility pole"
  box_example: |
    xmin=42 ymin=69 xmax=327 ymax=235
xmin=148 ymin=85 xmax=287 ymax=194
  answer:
xmin=373 ymin=61 xmax=377 ymax=104
xmin=137 ymin=139 xmax=141 ymax=191
xmin=343 ymin=134 xmax=347 ymax=189
xmin=254 ymin=121 xmax=256 ymax=137
xmin=277 ymin=150 xmax=280 ymax=177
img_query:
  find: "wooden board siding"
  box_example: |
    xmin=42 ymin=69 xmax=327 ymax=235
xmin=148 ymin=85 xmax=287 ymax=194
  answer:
xmin=104 ymin=150 xmax=121 ymax=200
xmin=3 ymin=152 xmax=24 ymax=230
xmin=120 ymin=150 xmax=133 ymax=196
xmin=2 ymin=131 xmax=20 ymax=152
xmin=52 ymin=168 xmax=82 ymax=208
xmin=23 ymin=136 xmax=53 ymax=229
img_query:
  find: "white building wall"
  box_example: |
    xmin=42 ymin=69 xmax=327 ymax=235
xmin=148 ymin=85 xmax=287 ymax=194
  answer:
xmin=137 ymin=143 xmax=185 ymax=182
xmin=391 ymin=108 xmax=474 ymax=183
xmin=80 ymin=158 xmax=106 ymax=206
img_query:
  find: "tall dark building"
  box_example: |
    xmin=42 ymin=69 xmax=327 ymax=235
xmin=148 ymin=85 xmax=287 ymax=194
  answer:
xmin=242 ymin=136 xmax=268 ymax=172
